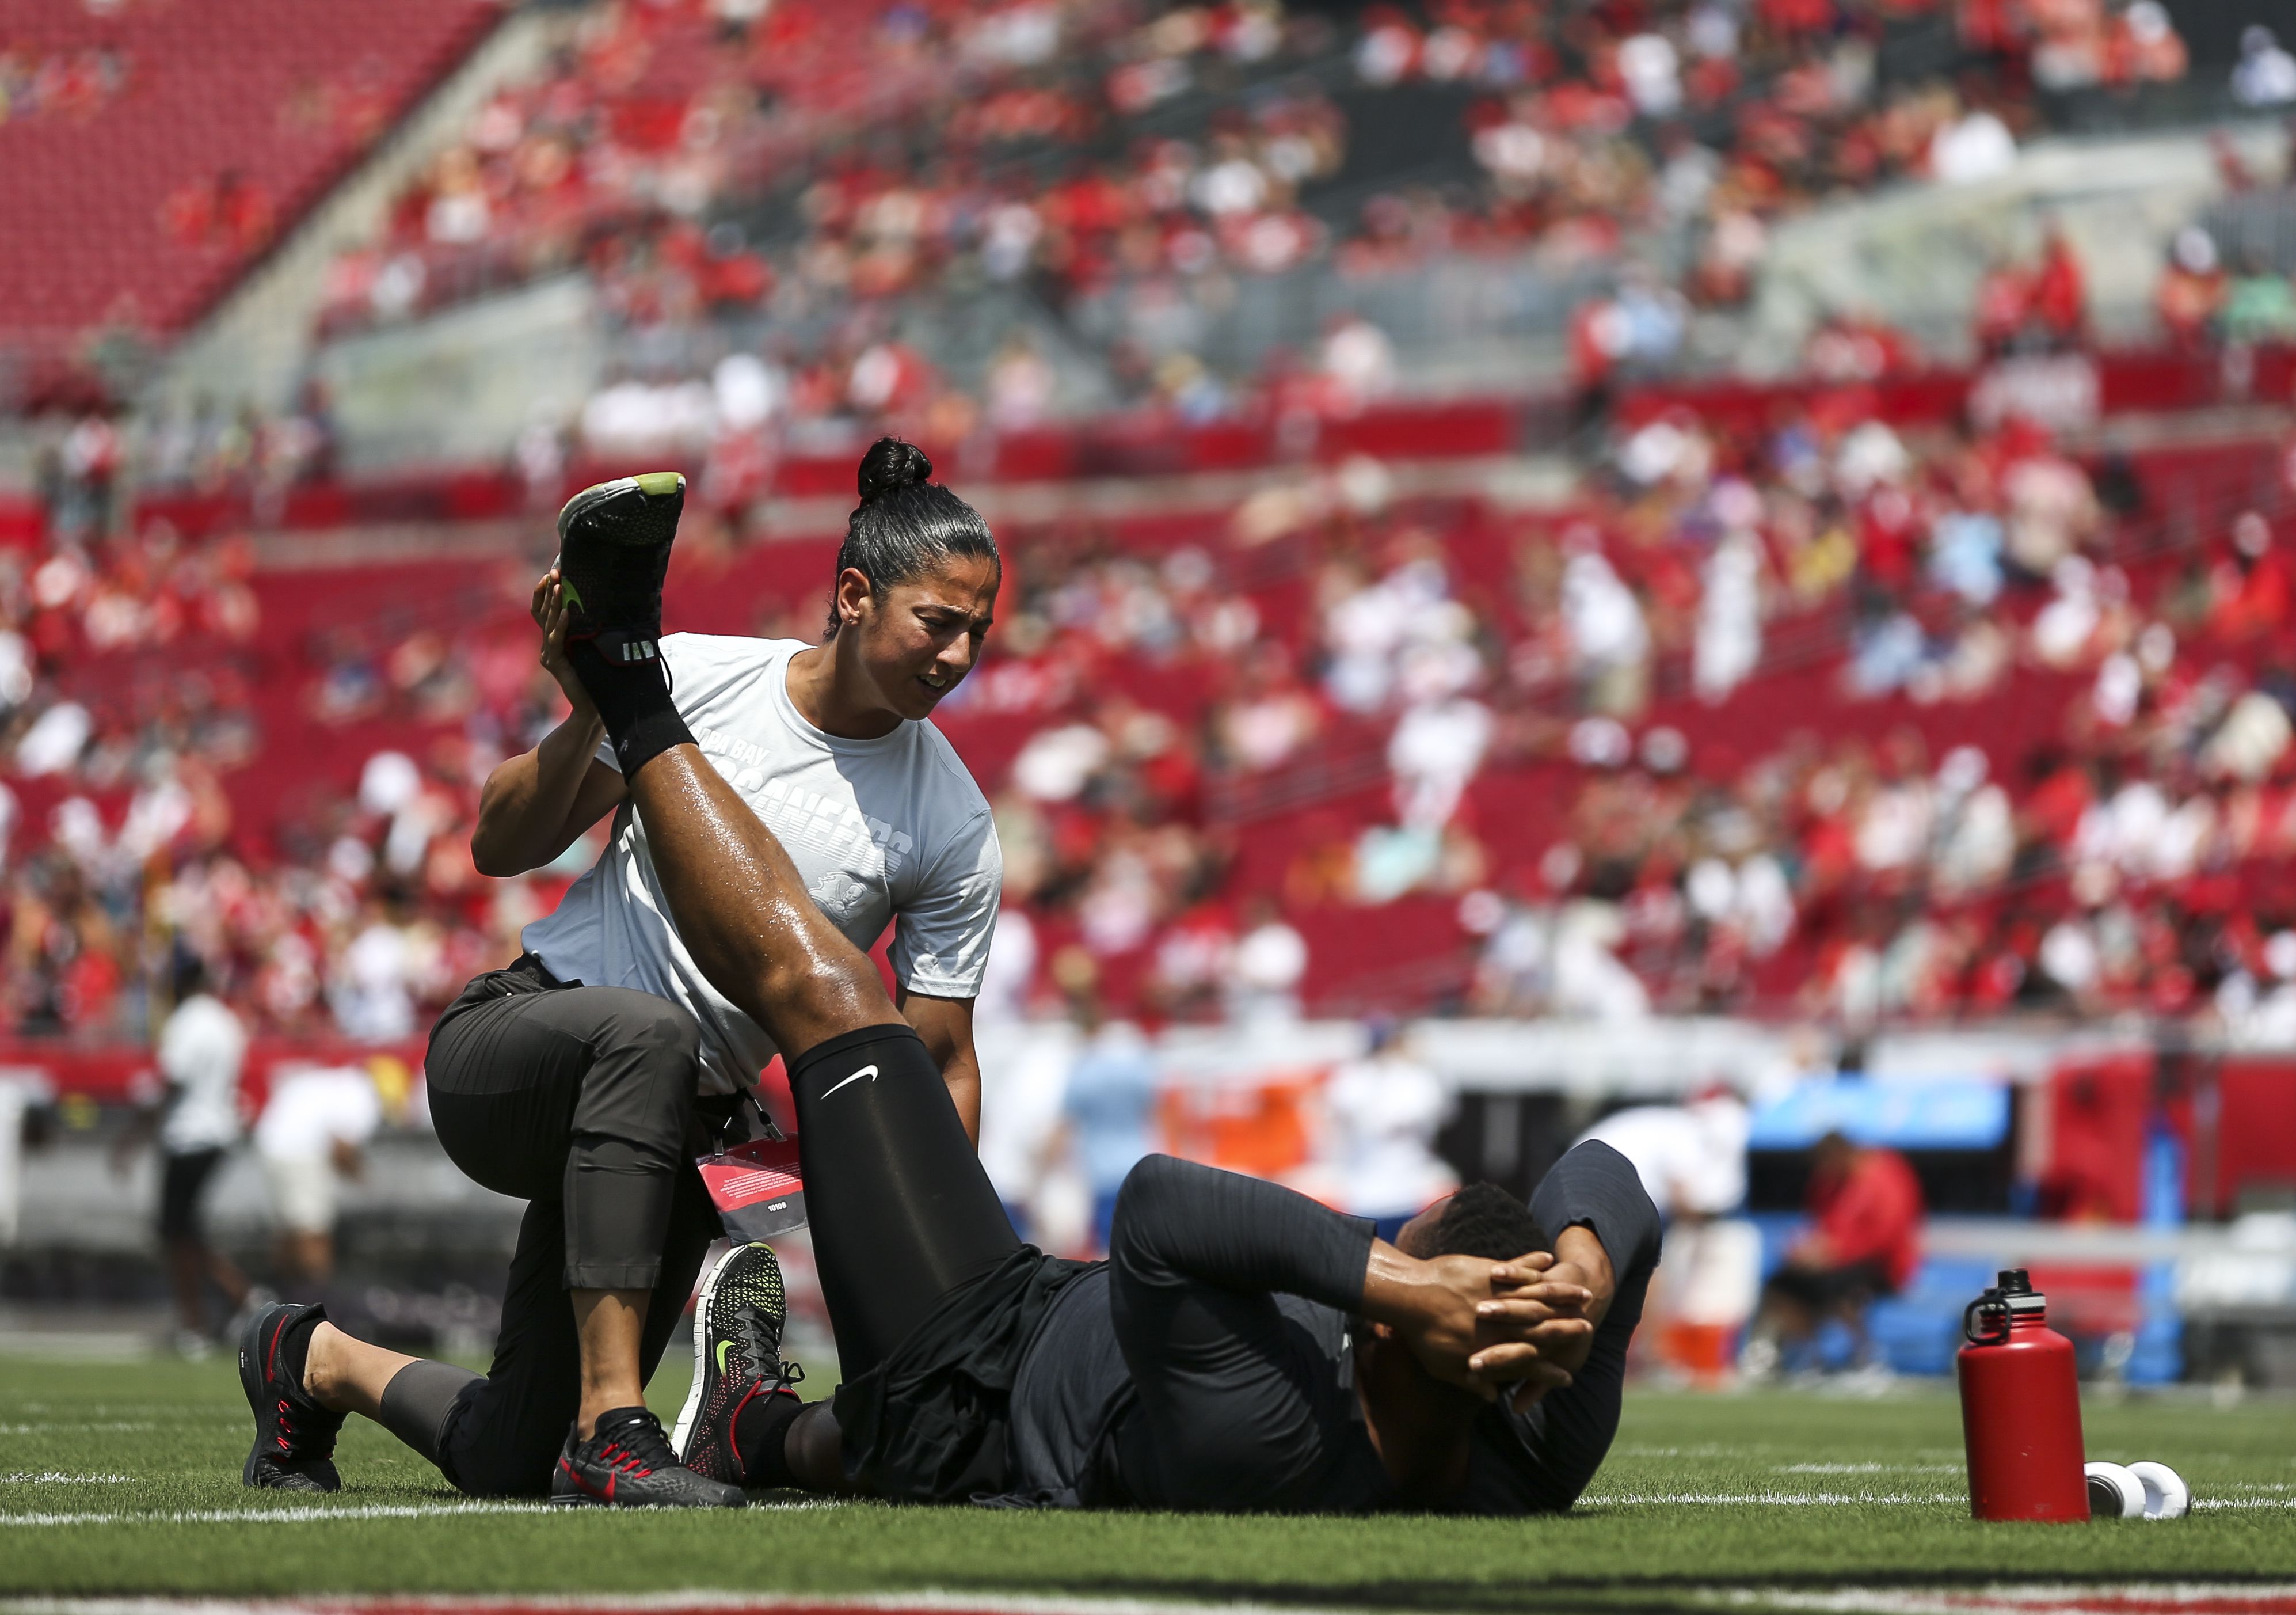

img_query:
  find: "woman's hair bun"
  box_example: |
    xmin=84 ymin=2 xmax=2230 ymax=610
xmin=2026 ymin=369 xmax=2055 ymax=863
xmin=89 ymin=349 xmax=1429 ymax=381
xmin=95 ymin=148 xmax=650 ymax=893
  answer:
xmin=856 ymin=436 xmax=934 ymax=503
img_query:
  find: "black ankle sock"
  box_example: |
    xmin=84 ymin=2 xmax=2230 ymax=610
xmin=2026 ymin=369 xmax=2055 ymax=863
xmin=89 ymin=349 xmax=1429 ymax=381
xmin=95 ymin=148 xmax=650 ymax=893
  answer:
xmin=281 ymin=1312 xmax=320 ymax=1394
xmin=732 ymin=1392 xmax=806 ymax=1489
xmin=567 ymin=640 xmax=694 ymax=777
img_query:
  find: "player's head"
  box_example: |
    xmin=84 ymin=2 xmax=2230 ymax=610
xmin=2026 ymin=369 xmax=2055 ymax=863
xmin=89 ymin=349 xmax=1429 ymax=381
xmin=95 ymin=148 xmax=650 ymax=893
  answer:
xmin=1812 ymin=1129 xmax=1857 ymax=1176
xmin=171 ymin=949 xmax=210 ymax=1004
xmin=825 ymin=436 xmax=1000 ymax=720
xmin=1392 ymin=1180 xmax=1549 ymax=1263
xmin=1364 ymin=1182 xmax=1554 ymax=1468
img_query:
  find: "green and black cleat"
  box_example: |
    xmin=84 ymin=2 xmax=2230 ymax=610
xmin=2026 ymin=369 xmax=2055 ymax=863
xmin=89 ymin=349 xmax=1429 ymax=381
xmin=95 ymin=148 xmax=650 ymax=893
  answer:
xmin=673 ymin=1241 xmax=804 ymax=1487
xmin=553 ymin=471 xmax=685 ymax=668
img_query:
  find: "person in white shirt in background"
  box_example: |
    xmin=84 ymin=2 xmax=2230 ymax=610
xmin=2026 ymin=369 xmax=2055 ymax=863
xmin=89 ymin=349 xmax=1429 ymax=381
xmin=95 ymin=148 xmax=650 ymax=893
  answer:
xmin=973 ymin=911 xmax=1094 ymax=1254
xmin=256 ymin=1063 xmax=387 ymax=1285
xmin=1225 ymin=897 xmax=1308 ymax=1027
xmin=111 ymin=953 xmax=254 ymax=1355
xmin=329 ymin=901 xmax=417 ymax=1043
xmin=0 ymin=1066 xmax=54 ymax=1249
xmin=1058 ymin=993 xmax=1161 ymax=1254
xmin=1315 ymin=1017 xmax=1456 ymax=1243
xmin=1577 ymin=1082 xmax=1758 ymax=1382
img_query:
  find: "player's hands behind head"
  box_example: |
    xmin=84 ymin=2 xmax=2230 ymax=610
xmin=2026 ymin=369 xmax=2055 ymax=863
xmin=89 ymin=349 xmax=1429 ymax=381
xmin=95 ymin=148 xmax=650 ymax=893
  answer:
xmin=1478 ymin=1225 xmax=1616 ymax=1403
xmin=1462 ymin=1249 xmax=1597 ymax=1405
xmin=1366 ymin=1244 xmax=1594 ymax=1404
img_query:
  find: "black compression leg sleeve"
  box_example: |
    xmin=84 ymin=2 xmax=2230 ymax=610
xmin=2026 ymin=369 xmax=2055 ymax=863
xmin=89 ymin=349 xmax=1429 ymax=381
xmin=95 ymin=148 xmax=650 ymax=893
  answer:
xmin=377 ymin=1359 xmax=483 ymax=1468
xmin=567 ymin=640 xmax=693 ymax=777
xmin=789 ymin=1023 xmax=1019 ymax=1378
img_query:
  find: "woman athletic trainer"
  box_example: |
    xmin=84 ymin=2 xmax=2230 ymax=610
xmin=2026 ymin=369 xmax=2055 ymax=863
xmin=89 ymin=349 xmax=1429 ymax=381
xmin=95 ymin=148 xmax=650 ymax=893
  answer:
xmin=234 ymin=437 xmax=1004 ymax=1506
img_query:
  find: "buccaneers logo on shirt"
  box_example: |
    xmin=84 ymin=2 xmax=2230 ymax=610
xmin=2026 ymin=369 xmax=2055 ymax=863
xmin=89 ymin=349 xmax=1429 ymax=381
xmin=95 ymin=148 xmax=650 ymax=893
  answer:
xmin=808 ymin=868 xmax=874 ymax=923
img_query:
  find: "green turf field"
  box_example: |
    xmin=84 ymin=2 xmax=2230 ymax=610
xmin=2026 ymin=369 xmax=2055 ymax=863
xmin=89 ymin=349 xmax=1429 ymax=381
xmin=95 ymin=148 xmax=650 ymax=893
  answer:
xmin=0 ymin=1351 xmax=2289 ymax=1606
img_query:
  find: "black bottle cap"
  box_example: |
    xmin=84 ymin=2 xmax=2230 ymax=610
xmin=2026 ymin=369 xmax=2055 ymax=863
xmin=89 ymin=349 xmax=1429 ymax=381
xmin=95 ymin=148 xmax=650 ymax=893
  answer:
xmin=1997 ymin=1268 xmax=2033 ymax=1294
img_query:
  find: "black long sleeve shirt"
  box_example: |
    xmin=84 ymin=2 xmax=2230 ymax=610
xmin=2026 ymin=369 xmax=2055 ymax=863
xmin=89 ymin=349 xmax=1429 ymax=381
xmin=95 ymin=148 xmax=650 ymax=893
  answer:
xmin=1005 ymin=1140 xmax=1662 ymax=1513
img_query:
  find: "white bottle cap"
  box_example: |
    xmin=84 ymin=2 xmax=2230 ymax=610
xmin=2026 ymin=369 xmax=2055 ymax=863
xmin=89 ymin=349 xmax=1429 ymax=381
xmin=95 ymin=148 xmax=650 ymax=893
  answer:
xmin=2126 ymin=1461 xmax=2191 ymax=1520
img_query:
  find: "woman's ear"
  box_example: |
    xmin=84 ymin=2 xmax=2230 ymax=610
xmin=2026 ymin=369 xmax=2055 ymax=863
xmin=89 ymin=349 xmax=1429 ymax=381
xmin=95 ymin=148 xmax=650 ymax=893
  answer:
xmin=833 ymin=566 xmax=874 ymax=633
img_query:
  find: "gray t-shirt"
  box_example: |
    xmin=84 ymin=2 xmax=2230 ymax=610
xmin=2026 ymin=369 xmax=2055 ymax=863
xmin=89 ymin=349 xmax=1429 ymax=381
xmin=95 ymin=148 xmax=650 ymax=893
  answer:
xmin=521 ymin=634 xmax=1002 ymax=1094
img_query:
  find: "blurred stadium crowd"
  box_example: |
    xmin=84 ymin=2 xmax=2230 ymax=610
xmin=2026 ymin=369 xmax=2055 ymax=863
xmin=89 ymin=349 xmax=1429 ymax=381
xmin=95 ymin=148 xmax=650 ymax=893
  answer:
xmin=0 ymin=0 xmax=2294 ymax=1058
xmin=83 ymin=0 xmax=2296 ymax=475
xmin=7 ymin=395 xmax=2296 ymax=1049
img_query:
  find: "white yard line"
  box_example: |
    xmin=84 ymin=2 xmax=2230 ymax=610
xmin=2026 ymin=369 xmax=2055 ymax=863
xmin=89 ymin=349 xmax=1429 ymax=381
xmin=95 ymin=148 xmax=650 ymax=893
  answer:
xmin=6 ymin=1483 xmax=2282 ymax=1526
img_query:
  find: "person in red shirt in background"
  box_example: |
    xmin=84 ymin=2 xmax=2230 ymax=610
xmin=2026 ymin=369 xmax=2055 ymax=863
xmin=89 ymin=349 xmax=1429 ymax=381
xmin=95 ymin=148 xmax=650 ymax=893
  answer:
xmin=1972 ymin=256 xmax=2034 ymax=358
xmin=1741 ymin=1130 xmax=1925 ymax=1380
xmin=2029 ymin=230 xmax=2088 ymax=349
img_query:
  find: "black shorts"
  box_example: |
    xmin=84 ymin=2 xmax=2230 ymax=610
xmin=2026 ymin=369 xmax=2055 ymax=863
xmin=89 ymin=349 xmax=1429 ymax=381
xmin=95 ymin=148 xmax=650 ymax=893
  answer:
xmin=157 ymin=1147 xmax=227 ymax=1241
xmin=1766 ymin=1257 xmax=1897 ymax=1310
xmin=831 ymin=1246 xmax=1094 ymax=1504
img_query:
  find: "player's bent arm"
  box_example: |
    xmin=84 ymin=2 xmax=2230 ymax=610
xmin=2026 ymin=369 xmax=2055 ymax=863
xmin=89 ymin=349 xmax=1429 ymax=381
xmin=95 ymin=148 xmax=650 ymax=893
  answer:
xmin=472 ymin=733 xmax=627 ymax=877
xmin=898 ymin=990 xmax=981 ymax=1147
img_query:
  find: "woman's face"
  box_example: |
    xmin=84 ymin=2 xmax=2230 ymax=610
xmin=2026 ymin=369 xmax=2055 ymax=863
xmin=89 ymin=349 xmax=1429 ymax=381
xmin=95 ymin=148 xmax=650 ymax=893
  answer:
xmin=837 ymin=553 xmax=1000 ymax=720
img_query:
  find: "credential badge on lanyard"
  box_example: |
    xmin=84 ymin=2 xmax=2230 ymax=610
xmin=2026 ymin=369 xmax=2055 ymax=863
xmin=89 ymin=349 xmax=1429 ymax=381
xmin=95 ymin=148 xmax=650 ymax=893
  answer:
xmin=696 ymin=1089 xmax=808 ymax=1241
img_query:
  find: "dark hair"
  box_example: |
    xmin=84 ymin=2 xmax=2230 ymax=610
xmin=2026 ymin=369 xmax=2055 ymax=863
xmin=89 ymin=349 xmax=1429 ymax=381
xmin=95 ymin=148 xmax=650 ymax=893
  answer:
xmin=1429 ymin=1181 xmax=1549 ymax=1261
xmin=170 ymin=949 xmax=208 ymax=1004
xmin=825 ymin=438 xmax=999 ymax=639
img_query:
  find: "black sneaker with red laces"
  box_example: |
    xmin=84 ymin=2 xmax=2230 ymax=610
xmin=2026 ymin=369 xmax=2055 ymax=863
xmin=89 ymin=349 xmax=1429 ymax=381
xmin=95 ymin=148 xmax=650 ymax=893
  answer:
xmin=673 ymin=1241 xmax=804 ymax=1485
xmin=549 ymin=1405 xmax=747 ymax=1508
xmin=237 ymin=1301 xmax=345 ymax=1493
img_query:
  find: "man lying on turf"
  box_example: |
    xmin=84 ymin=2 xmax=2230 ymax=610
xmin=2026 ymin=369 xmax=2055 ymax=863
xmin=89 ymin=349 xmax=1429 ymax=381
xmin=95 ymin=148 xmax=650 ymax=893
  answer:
xmin=243 ymin=476 xmax=1661 ymax=1510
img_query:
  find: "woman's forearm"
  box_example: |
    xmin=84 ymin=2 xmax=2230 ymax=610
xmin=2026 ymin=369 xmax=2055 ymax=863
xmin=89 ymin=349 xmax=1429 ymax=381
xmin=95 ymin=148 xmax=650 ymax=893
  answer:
xmin=473 ymin=712 xmax=609 ymax=876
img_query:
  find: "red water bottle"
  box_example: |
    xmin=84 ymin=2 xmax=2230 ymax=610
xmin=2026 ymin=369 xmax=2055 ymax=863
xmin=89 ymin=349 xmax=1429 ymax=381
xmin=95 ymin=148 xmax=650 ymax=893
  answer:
xmin=1957 ymin=1268 xmax=2089 ymax=1522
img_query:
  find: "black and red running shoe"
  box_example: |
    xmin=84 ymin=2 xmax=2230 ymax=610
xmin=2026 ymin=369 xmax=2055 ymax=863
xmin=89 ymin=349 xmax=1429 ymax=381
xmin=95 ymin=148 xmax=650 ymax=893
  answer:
xmin=673 ymin=1241 xmax=804 ymax=1486
xmin=553 ymin=472 xmax=684 ymax=669
xmin=549 ymin=1405 xmax=746 ymax=1508
xmin=237 ymin=1301 xmax=345 ymax=1493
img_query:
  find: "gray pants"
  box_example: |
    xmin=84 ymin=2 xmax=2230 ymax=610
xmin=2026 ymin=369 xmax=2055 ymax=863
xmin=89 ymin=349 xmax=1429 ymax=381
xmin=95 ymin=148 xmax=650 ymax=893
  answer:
xmin=391 ymin=956 xmax=721 ymax=1496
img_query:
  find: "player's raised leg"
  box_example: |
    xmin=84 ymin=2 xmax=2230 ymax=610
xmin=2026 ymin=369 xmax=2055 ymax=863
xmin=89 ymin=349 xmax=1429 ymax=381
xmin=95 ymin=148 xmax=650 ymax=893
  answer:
xmin=554 ymin=514 xmax=1021 ymax=1487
